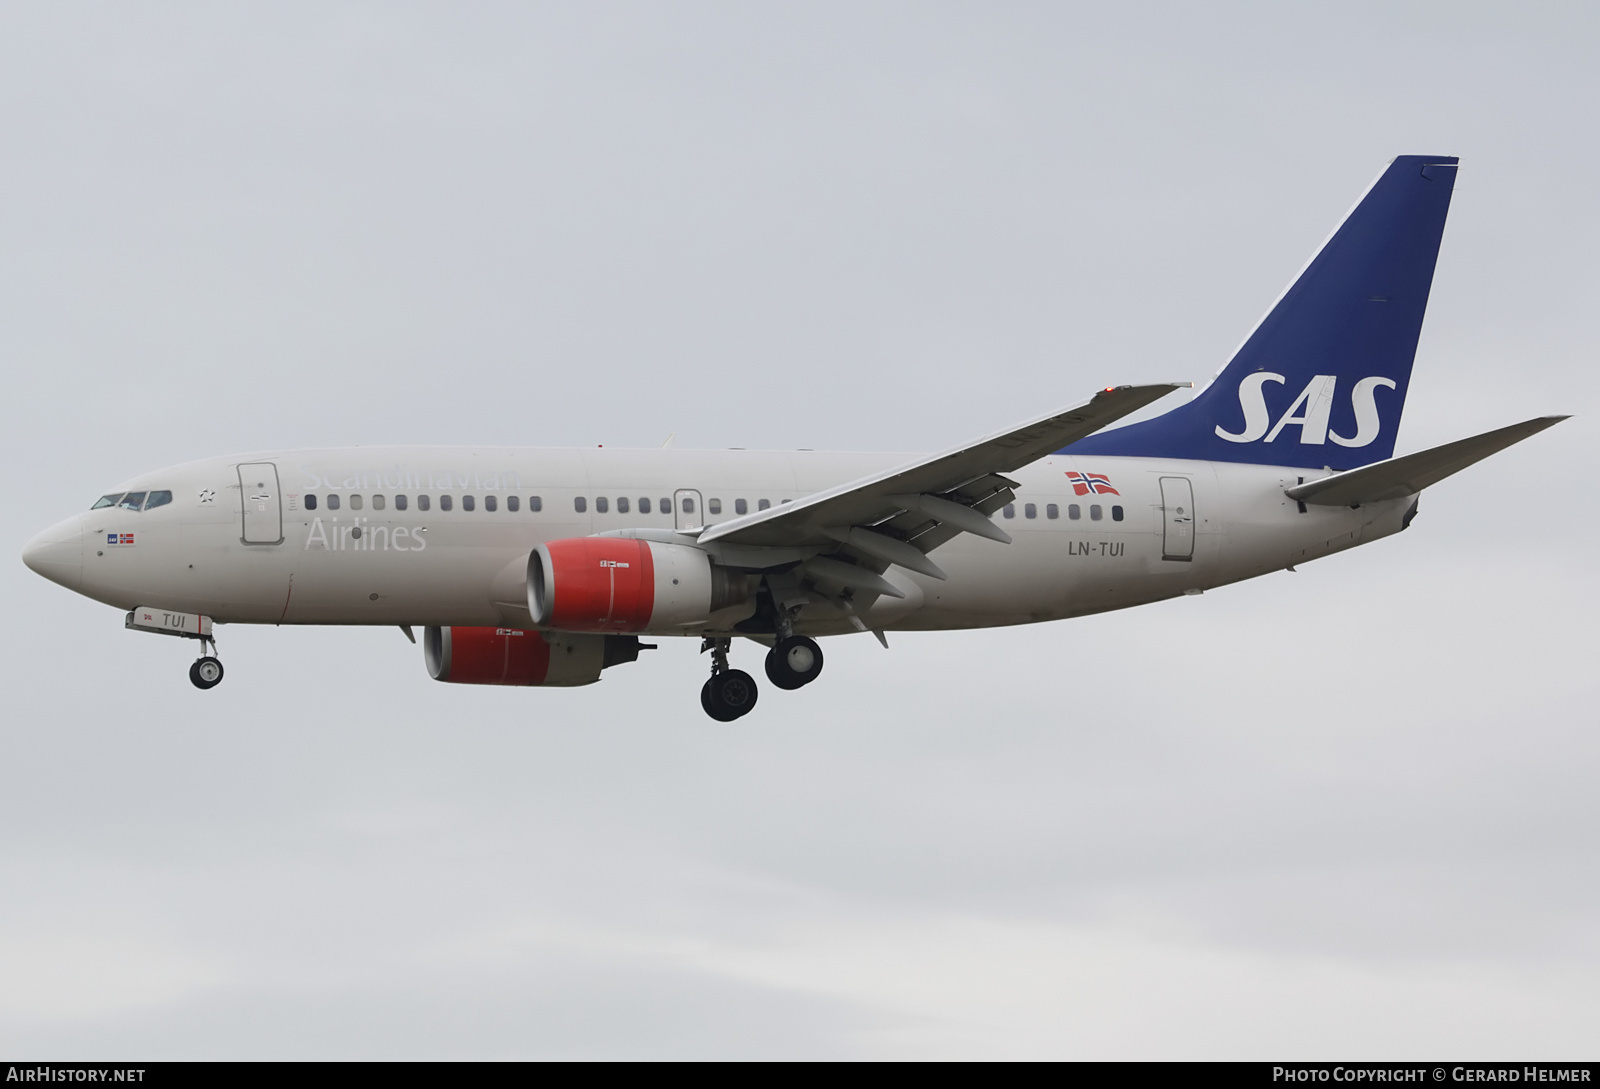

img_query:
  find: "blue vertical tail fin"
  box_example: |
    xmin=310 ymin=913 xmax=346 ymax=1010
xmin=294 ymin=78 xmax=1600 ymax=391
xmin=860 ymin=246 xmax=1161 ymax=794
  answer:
xmin=1069 ymin=155 xmax=1458 ymax=470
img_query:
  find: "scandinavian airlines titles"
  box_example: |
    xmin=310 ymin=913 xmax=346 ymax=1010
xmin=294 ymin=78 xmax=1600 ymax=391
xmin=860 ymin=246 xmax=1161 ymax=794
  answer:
xmin=303 ymin=518 xmax=427 ymax=552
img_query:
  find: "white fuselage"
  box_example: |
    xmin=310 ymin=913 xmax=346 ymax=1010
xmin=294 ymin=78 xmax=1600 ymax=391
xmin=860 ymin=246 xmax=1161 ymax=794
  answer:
xmin=38 ymin=446 xmax=1411 ymax=638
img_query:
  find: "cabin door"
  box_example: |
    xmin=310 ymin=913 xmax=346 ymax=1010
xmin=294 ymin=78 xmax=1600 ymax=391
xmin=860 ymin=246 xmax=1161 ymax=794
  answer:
xmin=1159 ymin=476 xmax=1194 ymax=561
xmin=238 ymin=463 xmax=284 ymax=545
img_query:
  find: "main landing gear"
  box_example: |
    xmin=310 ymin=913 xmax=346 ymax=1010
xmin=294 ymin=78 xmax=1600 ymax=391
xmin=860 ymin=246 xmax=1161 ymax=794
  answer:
xmin=701 ymin=637 xmax=758 ymax=722
xmin=699 ymin=633 xmax=826 ymax=721
xmin=765 ymin=635 xmax=824 ymax=690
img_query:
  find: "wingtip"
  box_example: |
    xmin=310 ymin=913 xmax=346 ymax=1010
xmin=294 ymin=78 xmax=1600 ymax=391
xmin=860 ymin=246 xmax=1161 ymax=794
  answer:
xmin=1094 ymin=381 xmax=1188 ymax=397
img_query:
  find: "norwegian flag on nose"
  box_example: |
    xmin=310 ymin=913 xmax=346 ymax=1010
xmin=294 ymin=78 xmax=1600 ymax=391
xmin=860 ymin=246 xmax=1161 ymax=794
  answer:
xmin=1065 ymin=472 xmax=1119 ymax=497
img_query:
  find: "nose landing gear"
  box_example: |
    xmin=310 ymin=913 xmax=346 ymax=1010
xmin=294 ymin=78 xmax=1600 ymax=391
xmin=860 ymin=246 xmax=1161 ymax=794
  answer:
xmin=700 ymin=636 xmax=758 ymax=721
xmin=189 ymin=655 xmax=224 ymax=690
xmin=186 ymin=630 xmax=225 ymax=690
xmin=123 ymin=608 xmax=226 ymax=691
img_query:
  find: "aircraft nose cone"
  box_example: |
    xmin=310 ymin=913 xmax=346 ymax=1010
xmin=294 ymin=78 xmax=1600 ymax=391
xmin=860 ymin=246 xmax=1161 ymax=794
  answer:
xmin=22 ymin=514 xmax=83 ymax=591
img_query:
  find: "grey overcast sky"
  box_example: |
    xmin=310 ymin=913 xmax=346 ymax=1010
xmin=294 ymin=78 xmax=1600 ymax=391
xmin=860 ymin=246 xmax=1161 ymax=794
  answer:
xmin=3 ymin=1 xmax=1597 ymax=1059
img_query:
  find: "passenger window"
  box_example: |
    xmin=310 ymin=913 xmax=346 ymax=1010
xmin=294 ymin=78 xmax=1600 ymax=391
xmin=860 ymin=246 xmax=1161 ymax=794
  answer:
xmin=574 ymin=497 xmax=586 ymax=513
xmin=758 ymin=499 xmax=771 ymax=511
xmin=735 ymin=498 xmax=748 ymax=515
xmin=1090 ymin=504 xmax=1103 ymax=521
xmin=1024 ymin=503 xmax=1037 ymax=519
xmin=305 ymin=494 xmax=318 ymax=511
xmin=418 ymin=495 xmax=430 ymax=511
xmin=639 ymin=497 xmax=651 ymax=514
xmin=506 ymin=495 xmax=518 ymax=512
xmin=681 ymin=497 xmax=695 ymax=514
xmin=708 ymin=498 xmax=722 ymax=515
xmin=350 ymin=494 xmax=364 ymax=510
xmin=530 ymin=496 xmax=542 ymax=512
xmin=440 ymin=495 xmax=454 ymax=512
xmin=617 ymin=496 xmax=629 ymax=514
xmin=483 ymin=495 xmax=495 ymax=512
xmin=328 ymin=494 xmax=341 ymax=511
xmin=1112 ymin=505 xmax=1124 ymax=521
xmin=145 ymin=490 xmax=172 ymax=510
xmin=372 ymin=494 xmax=386 ymax=510
xmin=659 ymin=498 xmax=670 ymax=515
xmin=596 ymin=496 xmax=608 ymax=514
xmin=395 ymin=495 xmax=408 ymax=511
xmin=1068 ymin=504 xmax=1081 ymax=520
xmin=1046 ymin=503 xmax=1059 ymax=520
xmin=1003 ymin=504 xmax=1015 ymax=519
xmin=463 ymin=495 xmax=475 ymax=512
xmin=91 ymin=494 xmax=123 ymax=510
xmin=119 ymin=492 xmax=147 ymax=511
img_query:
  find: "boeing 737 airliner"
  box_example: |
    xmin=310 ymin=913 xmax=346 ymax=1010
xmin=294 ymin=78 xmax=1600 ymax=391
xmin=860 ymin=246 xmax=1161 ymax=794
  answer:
xmin=21 ymin=155 xmax=1565 ymax=719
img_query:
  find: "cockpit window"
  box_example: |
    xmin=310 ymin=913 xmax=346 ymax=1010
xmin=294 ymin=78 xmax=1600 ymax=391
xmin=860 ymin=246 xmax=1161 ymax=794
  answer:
xmin=118 ymin=492 xmax=147 ymax=511
xmin=91 ymin=494 xmax=123 ymax=510
xmin=144 ymin=490 xmax=172 ymax=510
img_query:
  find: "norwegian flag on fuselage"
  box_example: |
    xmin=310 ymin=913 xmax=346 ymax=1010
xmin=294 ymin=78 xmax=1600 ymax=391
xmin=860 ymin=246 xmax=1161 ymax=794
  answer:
xmin=1065 ymin=472 xmax=1119 ymax=497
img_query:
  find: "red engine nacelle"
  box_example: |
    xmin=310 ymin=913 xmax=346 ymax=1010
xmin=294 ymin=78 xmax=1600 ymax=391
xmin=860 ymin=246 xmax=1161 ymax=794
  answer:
xmin=424 ymin=626 xmax=644 ymax=687
xmin=528 ymin=536 xmax=749 ymax=633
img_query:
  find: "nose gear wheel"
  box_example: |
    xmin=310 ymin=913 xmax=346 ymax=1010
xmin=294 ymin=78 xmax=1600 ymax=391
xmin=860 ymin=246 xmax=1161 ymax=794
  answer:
xmin=189 ymin=656 xmax=224 ymax=690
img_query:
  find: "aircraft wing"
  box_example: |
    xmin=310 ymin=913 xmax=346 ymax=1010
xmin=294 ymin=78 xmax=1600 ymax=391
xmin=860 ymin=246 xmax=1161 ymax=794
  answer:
xmin=698 ymin=384 xmax=1183 ymax=560
xmin=1285 ymin=416 xmax=1568 ymax=507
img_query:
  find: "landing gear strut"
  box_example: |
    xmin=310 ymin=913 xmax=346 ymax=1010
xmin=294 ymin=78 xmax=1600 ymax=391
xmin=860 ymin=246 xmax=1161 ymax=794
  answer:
xmin=188 ymin=633 xmax=224 ymax=690
xmin=700 ymin=636 xmax=758 ymax=722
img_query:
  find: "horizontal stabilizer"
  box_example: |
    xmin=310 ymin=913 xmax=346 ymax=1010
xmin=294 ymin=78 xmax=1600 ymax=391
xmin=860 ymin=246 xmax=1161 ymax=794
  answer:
xmin=1285 ymin=416 xmax=1568 ymax=507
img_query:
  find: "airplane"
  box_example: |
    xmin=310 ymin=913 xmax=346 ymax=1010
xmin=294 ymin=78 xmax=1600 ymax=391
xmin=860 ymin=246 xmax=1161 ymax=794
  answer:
xmin=21 ymin=155 xmax=1566 ymax=721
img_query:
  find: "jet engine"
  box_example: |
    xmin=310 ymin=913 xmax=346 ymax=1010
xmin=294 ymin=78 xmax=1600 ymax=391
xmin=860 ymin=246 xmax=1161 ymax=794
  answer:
xmin=423 ymin=625 xmax=647 ymax=686
xmin=527 ymin=537 xmax=752 ymax=633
